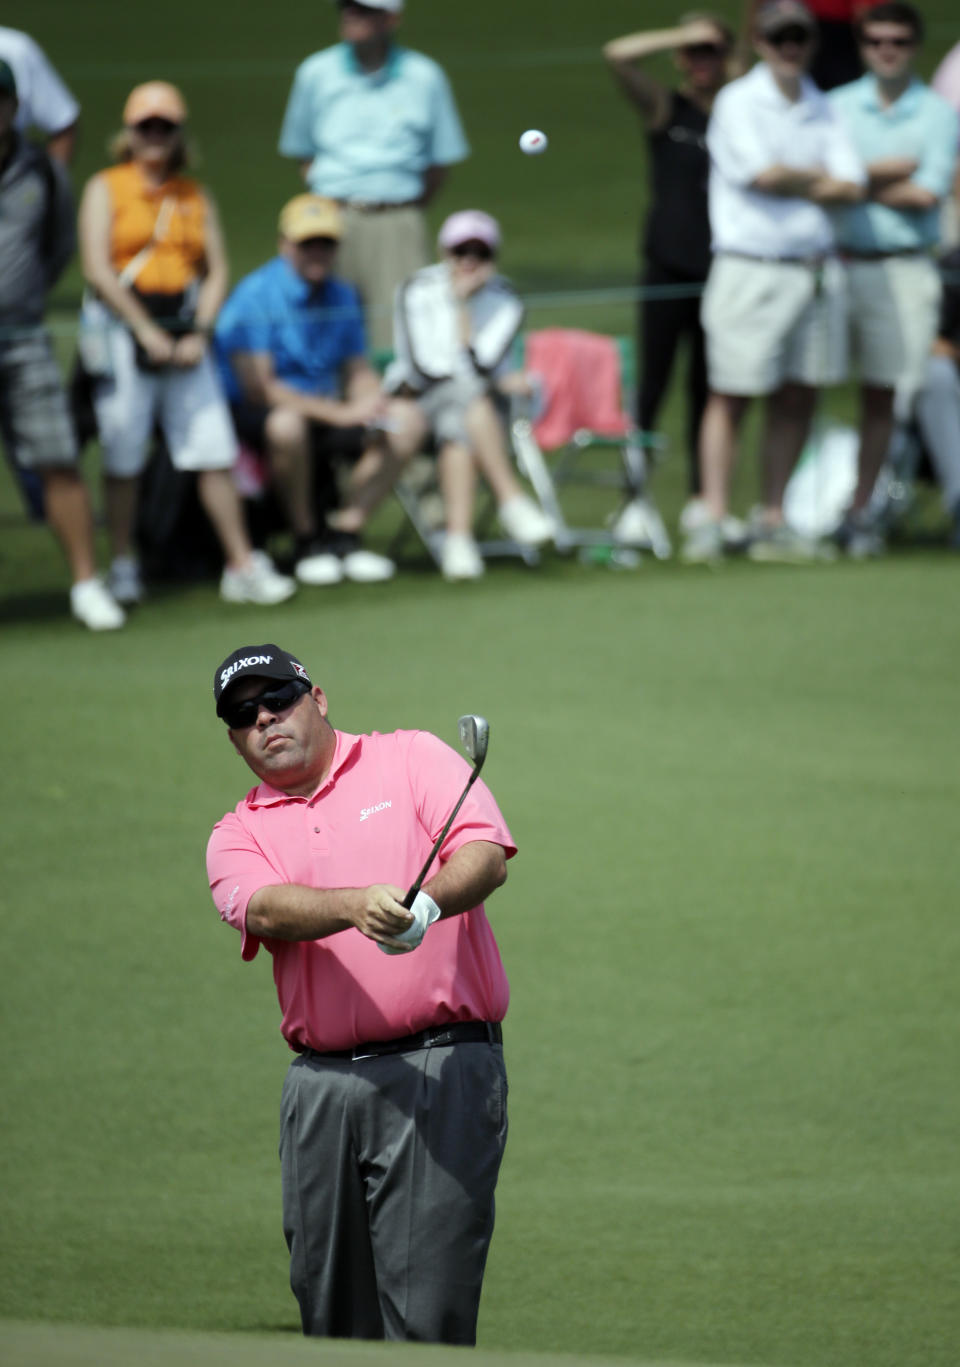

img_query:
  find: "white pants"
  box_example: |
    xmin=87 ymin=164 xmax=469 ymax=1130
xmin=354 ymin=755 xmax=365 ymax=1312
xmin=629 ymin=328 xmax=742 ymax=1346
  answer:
xmin=87 ymin=301 xmax=237 ymax=478
xmin=702 ymin=254 xmax=847 ymax=396
xmin=846 ymin=256 xmax=941 ymax=399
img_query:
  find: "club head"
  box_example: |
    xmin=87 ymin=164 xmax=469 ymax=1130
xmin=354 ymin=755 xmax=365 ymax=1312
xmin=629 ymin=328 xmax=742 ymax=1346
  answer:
xmin=458 ymin=714 xmax=490 ymax=768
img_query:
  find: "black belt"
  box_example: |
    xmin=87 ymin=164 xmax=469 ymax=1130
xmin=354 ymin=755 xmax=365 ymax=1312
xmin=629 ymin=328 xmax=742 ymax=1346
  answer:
xmin=302 ymin=1019 xmax=502 ymax=1062
xmin=841 ymin=249 xmax=929 ymax=261
xmin=336 ymin=199 xmax=421 ymax=213
xmin=722 ymin=250 xmax=828 ymax=266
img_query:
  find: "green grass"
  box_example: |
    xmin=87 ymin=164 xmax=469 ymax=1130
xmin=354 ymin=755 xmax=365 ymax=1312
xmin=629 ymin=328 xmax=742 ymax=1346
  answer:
xmin=4 ymin=3 xmax=960 ymax=1364
xmin=2 ymin=548 xmax=959 ymax=1366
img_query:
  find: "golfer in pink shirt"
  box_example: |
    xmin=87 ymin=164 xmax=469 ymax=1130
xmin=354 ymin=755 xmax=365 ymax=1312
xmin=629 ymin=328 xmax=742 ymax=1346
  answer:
xmin=206 ymin=643 xmax=516 ymax=1344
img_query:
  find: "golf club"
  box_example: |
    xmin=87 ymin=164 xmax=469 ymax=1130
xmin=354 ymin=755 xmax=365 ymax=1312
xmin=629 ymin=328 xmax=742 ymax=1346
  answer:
xmin=402 ymin=714 xmax=490 ymax=909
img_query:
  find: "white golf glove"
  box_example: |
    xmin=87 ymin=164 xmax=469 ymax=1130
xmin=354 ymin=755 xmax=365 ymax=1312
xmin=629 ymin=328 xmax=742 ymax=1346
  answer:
xmin=378 ymin=890 xmax=442 ymax=955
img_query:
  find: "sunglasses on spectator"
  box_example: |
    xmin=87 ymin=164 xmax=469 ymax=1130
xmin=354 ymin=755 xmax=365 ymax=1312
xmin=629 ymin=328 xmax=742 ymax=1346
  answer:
xmin=861 ymin=34 xmax=914 ymax=48
xmin=297 ymin=235 xmax=339 ymax=250
xmin=681 ymin=42 xmax=727 ymax=58
xmin=767 ymin=25 xmax=813 ymax=46
xmin=450 ymin=241 xmax=495 ymax=261
xmin=221 ymin=679 xmax=311 ymax=729
xmin=132 ymin=117 xmax=180 ymax=135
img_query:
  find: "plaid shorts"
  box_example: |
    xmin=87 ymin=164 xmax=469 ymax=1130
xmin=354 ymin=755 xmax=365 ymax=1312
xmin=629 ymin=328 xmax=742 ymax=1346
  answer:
xmin=0 ymin=326 xmax=78 ymax=469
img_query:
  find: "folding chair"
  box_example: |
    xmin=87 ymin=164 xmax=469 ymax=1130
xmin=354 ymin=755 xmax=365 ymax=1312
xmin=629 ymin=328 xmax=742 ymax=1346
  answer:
xmin=508 ymin=328 xmax=671 ymax=559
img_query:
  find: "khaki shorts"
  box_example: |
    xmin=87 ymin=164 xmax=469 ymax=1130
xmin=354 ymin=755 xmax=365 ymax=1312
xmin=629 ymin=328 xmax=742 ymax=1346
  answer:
xmin=702 ymin=253 xmax=848 ymax=396
xmin=417 ymin=374 xmax=489 ymax=446
xmin=85 ymin=299 xmax=237 ymax=479
xmin=845 ymin=255 xmax=941 ymax=398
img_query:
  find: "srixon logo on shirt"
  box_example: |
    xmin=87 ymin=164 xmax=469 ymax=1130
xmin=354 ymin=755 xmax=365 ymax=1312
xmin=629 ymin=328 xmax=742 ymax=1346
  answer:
xmin=360 ymin=801 xmax=392 ymax=822
xmin=220 ymin=654 xmax=273 ymax=689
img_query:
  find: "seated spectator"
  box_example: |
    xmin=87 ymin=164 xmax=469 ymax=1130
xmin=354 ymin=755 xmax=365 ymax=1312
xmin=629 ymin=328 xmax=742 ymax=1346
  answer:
xmin=829 ymin=2 xmax=958 ymax=556
xmin=215 ymin=194 xmax=420 ymax=586
xmin=684 ymin=0 xmax=866 ymax=564
xmin=78 ymin=81 xmax=295 ymax=607
xmin=386 ymin=210 xmax=554 ymax=580
xmin=914 ymin=246 xmax=960 ymax=547
xmin=0 ymin=59 xmax=123 ymax=630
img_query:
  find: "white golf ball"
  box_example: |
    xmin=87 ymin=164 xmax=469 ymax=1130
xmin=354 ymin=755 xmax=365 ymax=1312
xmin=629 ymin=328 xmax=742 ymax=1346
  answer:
xmin=519 ymin=129 xmax=548 ymax=156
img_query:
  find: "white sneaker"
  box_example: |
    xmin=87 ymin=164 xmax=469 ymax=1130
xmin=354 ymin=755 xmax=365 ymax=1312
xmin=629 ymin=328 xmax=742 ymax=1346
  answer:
xmin=679 ymin=497 xmax=712 ymax=535
xmin=220 ymin=551 xmax=297 ymax=604
xmin=70 ymin=578 xmax=126 ymax=631
xmin=342 ymin=548 xmax=396 ymax=583
xmin=497 ymin=495 xmax=555 ymax=547
xmin=107 ymin=555 xmax=144 ymax=605
xmin=441 ymin=532 xmax=485 ymax=581
xmin=295 ymin=547 xmax=344 ymax=587
xmin=680 ymin=521 xmax=724 ymax=564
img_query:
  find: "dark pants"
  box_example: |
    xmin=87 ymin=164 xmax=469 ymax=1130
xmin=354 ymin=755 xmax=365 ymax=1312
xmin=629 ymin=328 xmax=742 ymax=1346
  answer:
xmin=280 ymin=1039 xmax=508 ymax=1343
xmin=637 ymin=261 xmax=708 ymax=496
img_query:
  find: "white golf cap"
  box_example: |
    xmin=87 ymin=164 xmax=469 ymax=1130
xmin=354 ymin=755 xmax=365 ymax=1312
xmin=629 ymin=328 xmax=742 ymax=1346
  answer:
xmin=333 ymin=0 xmax=404 ymax=12
xmin=438 ymin=209 xmax=501 ymax=253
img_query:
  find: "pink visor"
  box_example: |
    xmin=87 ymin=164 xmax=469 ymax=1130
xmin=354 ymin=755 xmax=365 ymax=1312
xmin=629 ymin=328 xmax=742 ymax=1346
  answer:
xmin=438 ymin=210 xmax=501 ymax=253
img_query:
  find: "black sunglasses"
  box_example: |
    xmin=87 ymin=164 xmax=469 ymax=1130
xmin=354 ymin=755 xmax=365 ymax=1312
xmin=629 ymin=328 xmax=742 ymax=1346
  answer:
xmin=768 ymin=25 xmax=813 ymax=45
xmin=862 ymin=34 xmax=914 ymax=48
xmin=221 ymin=678 xmax=311 ymax=729
xmin=133 ymin=117 xmax=180 ymax=135
xmin=681 ymin=42 xmax=727 ymax=58
xmin=450 ymin=241 xmax=494 ymax=261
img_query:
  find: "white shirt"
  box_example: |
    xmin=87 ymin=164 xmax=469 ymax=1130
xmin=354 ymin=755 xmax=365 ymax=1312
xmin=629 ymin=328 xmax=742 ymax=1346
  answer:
xmin=0 ymin=27 xmax=79 ymax=135
xmin=707 ymin=62 xmax=865 ymax=258
xmin=387 ymin=262 xmax=523 ymax=391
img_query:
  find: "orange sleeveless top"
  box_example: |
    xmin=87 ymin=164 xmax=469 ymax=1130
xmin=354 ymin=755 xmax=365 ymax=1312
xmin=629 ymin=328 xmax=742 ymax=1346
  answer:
xmin=100 ymin=162 xmax=207 ymax=294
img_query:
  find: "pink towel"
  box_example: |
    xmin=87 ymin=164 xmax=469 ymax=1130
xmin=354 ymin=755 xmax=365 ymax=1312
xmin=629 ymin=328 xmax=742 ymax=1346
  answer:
xmin=525 ymin=328 xmax=628 ymax=450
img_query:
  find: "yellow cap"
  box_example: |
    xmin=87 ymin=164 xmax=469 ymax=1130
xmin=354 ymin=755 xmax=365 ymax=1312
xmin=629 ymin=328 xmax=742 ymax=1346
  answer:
xmin=123 ymin=81 xmax=188 ymax=126
xmin=278 ymin=195 xmax=344 ymax=243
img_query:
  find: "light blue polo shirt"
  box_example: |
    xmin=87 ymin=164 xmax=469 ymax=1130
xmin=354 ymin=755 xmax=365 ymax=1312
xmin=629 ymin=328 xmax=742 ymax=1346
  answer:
xmin=214 ymin=257 xmax=367 ymax=403
xmin=829 ymin=75 xmax=959 ymax=251
xmin=278 ymin=43 xmax=469 ymax=203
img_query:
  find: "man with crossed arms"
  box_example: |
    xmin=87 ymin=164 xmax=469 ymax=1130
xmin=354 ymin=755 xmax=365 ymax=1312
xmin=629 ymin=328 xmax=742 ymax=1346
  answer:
xmin=207 ymin=643 xmax=513 ymax=1343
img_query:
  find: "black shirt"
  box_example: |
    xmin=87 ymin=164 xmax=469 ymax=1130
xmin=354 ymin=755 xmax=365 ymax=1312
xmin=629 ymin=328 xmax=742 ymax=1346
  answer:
xmin=643 ymin=90 xmax=711 ymax=281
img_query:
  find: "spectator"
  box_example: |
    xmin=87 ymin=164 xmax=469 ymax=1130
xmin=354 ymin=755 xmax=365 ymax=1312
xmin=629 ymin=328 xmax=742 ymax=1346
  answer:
xmin=913 ymin=246 xmax=960 ymax=548
xmin=215 ymin=195 xmax=420 ymax=586
xmin=0 ymin=60 xmax=123 ymax=630
xmin=0 ymin=26 xmax=79 ymax=163
xmin=603 ymin=13 xmax=735 ymax=541
xmin=278 ymin=0 xmax=469 ymax=351
xmin=931 ymin=40 xmax=960 ymax=247
xmin=684 ymin=0 xmax=865 ymax=563
xmin=386 ymin=210 xmax=555 ymax=581
xmin=78 ymin=82 xmax=295 ymax=607
xmin=739 ymin=0 xmax=883 ymax=91
xmin=829 ymin=2 xmax=958 ymax=555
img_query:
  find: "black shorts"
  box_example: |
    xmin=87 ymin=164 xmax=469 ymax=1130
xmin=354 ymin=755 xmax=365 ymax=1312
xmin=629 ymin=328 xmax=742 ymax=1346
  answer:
xmin=229 ymin=401 xmax=366 ymax=466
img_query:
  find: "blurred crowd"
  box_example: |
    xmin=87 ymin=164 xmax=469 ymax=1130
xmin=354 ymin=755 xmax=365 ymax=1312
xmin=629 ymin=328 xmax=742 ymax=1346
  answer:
xmin=1 ymin=0 xmax=959 ymax=630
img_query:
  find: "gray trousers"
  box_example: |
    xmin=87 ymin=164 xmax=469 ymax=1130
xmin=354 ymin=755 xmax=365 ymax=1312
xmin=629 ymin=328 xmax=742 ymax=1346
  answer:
xmin=914 ymin=354 xmax=960 ymax=515
xmin=279 ymin=1039 xmax=508 ymax=1342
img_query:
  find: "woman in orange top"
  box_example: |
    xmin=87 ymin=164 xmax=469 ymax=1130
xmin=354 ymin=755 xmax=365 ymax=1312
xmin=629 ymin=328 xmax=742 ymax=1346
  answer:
xmin=78 ymin=81 xmax=294 ymax=607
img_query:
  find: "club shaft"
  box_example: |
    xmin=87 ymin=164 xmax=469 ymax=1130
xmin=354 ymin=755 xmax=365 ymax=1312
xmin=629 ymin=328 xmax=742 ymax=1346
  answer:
xmin=402 ymin=765 xmax=484 ymax=909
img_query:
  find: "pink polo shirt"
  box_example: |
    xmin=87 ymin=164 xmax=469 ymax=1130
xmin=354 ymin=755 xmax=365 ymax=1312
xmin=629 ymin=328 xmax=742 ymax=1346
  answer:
xmin=206 ymin=728 xmax=516 ymax=1052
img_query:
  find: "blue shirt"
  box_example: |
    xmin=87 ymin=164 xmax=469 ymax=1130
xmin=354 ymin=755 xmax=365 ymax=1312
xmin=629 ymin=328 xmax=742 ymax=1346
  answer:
xmin=278 ymin=43 xmax=469 ymax=203
xmin=214 ymin=257 xmax=367 ymax=403
xmin=829 ymin=75 xmax=959 ymax=251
